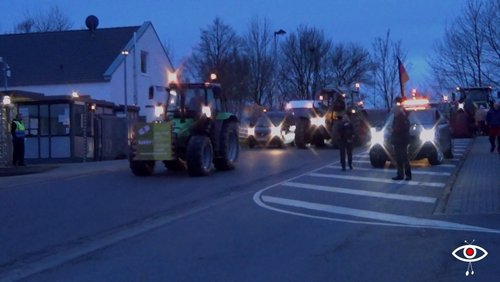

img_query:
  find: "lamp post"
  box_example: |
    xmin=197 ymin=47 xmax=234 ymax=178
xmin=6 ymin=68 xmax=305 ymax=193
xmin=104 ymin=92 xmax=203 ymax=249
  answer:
xmin=0 ymin=57 xmax=12 ymax=166
xmin=351 ymin=82 xmax=360 ymax=106
xmin=121 ymin=50 xmax=130 ymax=151
xmin=273 ymin=29 xmax=286 ymax=108
xmin=273 ymin=29 xmax=286 ymax=57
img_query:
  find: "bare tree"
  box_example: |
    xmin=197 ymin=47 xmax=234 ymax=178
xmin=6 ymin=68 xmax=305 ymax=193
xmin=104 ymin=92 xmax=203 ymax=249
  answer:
xmin=13 ymin=5 xmax=72 ymax=33
xmin=280 ymin=25 xmax=332 ymax=100
xmin=242 ymin=17 xmax=275 ymax=107
xmin=430 ymin=0 xmax=499 ymax=89
xmin=327 ymin=42 xmax=374 ymax=93
xmin=482 ymin=0 xmax=500 ymax=86
xmin=372 ymin=30 xmax=406 ymax=109
xmin=188 ymin=17 xmax=249 ymax=113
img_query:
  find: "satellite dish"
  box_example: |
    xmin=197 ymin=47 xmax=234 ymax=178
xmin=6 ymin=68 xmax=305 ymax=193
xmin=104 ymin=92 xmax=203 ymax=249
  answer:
xmin=85 ymin=15 xmax=99 ymax=31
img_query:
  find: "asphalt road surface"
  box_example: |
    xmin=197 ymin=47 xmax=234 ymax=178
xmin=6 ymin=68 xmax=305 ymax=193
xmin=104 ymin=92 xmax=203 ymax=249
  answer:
xmin=1 ymin=141 xmax=499 ymax=282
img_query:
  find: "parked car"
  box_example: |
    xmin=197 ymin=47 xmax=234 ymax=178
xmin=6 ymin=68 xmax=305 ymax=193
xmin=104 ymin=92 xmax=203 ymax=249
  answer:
xmin=369 ymin=98 xmax=453 ymax=167
xmin=246 ymin=111 xmax=294 ymax=148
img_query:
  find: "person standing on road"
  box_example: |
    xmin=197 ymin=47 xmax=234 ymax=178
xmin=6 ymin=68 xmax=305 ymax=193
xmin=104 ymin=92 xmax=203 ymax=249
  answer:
xmin=337 ymin=113 xmax=354 ymax=171
xmin=11 ymin=113 xmax=26 ymax=166
xmin=390 ymin=97 xmax=411 ymax=181
xmin=486 ymin=102 xmax=500 ymax=153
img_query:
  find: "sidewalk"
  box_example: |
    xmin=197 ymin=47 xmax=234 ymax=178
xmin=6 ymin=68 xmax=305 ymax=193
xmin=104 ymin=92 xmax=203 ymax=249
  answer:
xmin=443 ymin=136 xmax=500 ymax=215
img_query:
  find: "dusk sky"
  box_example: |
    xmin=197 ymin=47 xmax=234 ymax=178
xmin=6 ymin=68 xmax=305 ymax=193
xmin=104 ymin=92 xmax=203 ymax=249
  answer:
xmin=1 ymin=0 xmax=469 ymax=89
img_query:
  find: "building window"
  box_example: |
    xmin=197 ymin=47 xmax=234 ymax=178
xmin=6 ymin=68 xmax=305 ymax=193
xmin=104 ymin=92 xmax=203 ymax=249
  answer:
xmin=141 ymin=50 xmax=148 ymax=74
xmin=50 ymin=104 xmax=70 ymax=135
xmin=19 ymin=105 xmax=39 ymax=136
xmin=40 ymin=105 xmax=49 ymax=135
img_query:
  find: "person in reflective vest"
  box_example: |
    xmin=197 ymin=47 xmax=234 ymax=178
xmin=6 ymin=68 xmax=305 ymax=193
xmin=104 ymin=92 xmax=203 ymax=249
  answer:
xmin=11 ymin=113 xmax=26 ymax=166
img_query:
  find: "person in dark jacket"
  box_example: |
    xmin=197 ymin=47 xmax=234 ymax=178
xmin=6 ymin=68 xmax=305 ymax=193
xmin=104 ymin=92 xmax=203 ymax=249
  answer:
xmin=11 ymin=113 xmax=26 ymax=166
xmin=333 ymin=94 xmax=346 ymax=113
xmin=337 ymin=113 xmax=354 ymax=171
xmin=486 ymin=102 xmax=500 ymax=153
xmin=390 ymin=97 xmax=411 ymax=180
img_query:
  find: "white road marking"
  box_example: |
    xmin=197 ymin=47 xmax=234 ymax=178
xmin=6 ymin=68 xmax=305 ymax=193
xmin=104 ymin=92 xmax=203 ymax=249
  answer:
xmin=308 ymin=172 xmax=445 ymax=188
xmin=326 ymin=165 xmax=451 ymax=176
xmin=283 ymin=182 xmax=436 ymax=203
xmin=259 ymin=195 xmax=500 ymax=234
xmin=438 ymin=164 xmax=456 ymax=168
xmin=353 ymin=155 xmax=369 ymax=159
xmin=353 ymin=160 xmax=371 ymax=163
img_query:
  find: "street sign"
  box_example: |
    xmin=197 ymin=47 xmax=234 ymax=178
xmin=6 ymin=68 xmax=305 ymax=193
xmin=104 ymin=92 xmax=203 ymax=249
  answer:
xmin=132 ymin=122 xmax=173 ymax=161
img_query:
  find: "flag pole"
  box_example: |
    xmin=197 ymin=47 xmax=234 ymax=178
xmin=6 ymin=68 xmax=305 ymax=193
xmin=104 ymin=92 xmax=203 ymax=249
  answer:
xmin=397 ymin=57 xmax=409 ymax=98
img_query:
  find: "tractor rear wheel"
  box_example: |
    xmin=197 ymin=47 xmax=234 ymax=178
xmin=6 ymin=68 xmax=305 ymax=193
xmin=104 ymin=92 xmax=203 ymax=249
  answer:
xmin=215 ymin=121 xmax=239 ymax=170
xmin=187 ymin=135 xmax=214 ymax=176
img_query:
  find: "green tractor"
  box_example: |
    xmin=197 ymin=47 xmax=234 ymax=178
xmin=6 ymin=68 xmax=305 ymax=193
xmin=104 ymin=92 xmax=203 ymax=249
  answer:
xmin=129 ymin=82 xmax=239 ymax=177
xmin=319 ymin=87 xmax=369 ymax=147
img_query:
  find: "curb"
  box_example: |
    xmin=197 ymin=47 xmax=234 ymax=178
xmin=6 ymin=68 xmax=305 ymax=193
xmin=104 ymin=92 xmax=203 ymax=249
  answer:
xmin=433 ymin=138 xmax=474 ymax=215
xmin=0 ymin=165 xmax=60 ymax=177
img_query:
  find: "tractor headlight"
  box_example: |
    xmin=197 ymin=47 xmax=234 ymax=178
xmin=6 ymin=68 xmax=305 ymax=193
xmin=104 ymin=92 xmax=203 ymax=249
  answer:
xmin=370 ymin=128 xmax=384 ymax=145
xmin=154 ymin=104 xmax=164 ymax=118
xmin=289 ymin=125 xmax=296 ymax=132
xmin=202 ymin=106 xmax=212 ymax=118
xmin=270 ymin=125 xmax=281 ymax=137
xmin=311 ymin=116 xmax=325 ymax=127
xmin=419 ymin=128 xmax=435 ymax=143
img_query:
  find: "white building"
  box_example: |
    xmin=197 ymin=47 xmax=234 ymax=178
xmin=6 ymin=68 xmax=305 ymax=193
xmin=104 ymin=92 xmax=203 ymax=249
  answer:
xmin=0 ymin=20 xmax=174 ymax=121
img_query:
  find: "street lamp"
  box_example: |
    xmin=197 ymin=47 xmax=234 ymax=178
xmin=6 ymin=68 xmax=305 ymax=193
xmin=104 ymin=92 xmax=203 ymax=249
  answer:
xmin=121 ymin=50 xmax=130 ymax=149
xmin=210 ymin=73 xmax=217 ymax=81
xmin=351 ymin=82 xmax=361 ymax=106
xmin=273 ymin=29 xmax=286 ymax=108
xmin=273 ymin=29 xmax=286 ymax=57
xmin=0 ymin=57 xmax=12 ymax=166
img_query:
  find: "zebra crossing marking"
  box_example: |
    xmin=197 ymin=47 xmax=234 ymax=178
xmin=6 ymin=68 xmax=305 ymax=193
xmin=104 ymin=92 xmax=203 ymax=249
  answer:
xmin=326 ymin=165 xmax=451 ymax=176
xmin=257 ymin=195 xmax=500 ymax=234
xmin=283 ymin=182 xmax=436 ymax=203
xmin=308 ymin=172 xmax=446 ymax=188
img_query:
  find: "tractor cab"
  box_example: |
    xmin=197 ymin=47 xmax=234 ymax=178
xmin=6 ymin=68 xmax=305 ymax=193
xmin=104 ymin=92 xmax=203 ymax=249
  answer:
xmin=163 ymin=83 xmax=223 ymax=121
xmin=318 ymin=87 xmax=369 ymax=146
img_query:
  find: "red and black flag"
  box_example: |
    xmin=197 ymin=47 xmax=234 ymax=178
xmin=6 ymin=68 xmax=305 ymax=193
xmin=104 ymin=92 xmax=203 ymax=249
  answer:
xmin=398 ymin=57 xmax=409 ymax=97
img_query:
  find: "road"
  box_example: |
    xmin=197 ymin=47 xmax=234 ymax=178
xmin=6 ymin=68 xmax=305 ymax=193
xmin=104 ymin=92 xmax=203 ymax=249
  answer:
xmin=1 ymin=141 xmax=499 ymax=281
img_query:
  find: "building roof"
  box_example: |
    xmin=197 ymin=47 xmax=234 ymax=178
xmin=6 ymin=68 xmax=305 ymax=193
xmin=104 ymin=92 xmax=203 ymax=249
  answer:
xmin=0 ymin=26 xmax=140 ymax=87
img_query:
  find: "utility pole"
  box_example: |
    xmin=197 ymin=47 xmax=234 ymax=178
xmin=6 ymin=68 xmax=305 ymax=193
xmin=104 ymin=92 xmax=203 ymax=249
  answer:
xmin=0 ymin=57 xmax=12 ymax=166
xmin=121 ymin=50 xmax=129 ymax=156
xmin=273 ymin=29 xmax=286 ymax=108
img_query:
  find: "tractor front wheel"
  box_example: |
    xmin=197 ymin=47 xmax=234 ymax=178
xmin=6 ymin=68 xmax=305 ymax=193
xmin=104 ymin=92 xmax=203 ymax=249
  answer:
xmin=187 ymin=135 xmax=214 ymax=176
